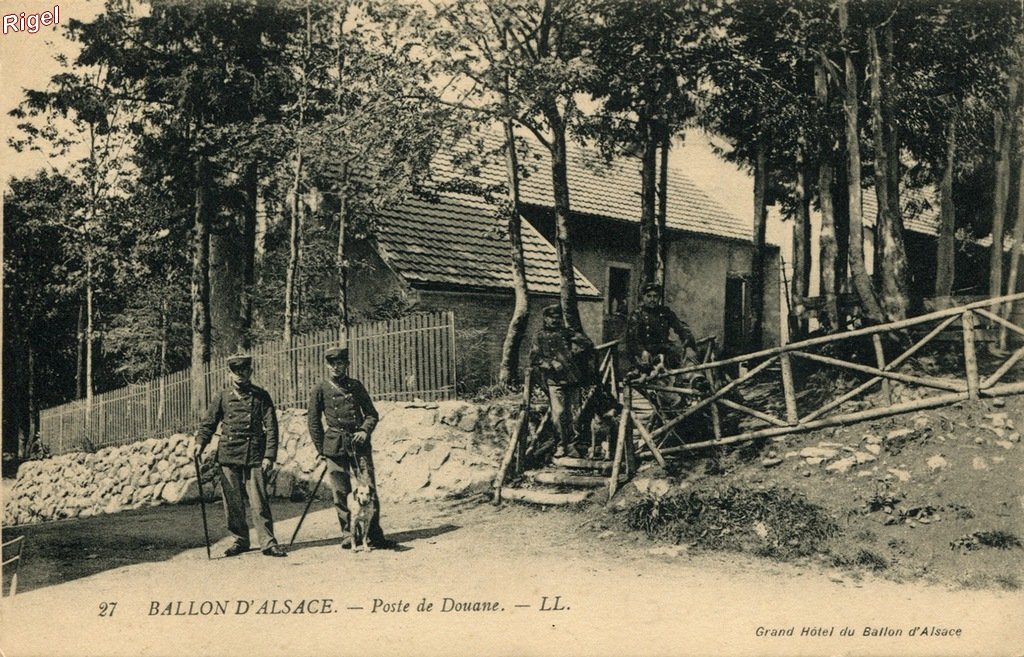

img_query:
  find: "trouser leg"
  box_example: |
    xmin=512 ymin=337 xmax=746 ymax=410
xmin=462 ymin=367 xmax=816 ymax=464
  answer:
xmin=548 ymin=385 xmax=571 ymax=450
xmin=243 ymin=465 xmax=277 ymax=549
xmin=324 ymin=456 xmax=352 ymax=541
xmin=219 ymin=466 xmax=250 ymax=548
xmin=352 ymin=449 xmax=385 ymax=544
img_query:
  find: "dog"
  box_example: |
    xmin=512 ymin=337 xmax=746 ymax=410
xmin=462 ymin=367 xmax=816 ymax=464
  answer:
xmin=347 ymin=481 xmax=376 ymax=553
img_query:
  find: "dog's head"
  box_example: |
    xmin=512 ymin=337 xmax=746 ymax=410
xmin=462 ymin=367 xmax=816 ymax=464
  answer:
xmin=352 ymin=484 xmax=373 ymax=507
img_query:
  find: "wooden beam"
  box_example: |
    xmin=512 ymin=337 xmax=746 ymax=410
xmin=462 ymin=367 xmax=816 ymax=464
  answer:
xmin=631 ymin=413 xmax=667 ymax=467
xmin=647 ymin=291 xmax=1024 ymax=378
xmin=779 ymin=352 xmax=798 ymax=424
xmin=493 ymin=413 xmax=525 ymax=505
xmin=718 ymin=398 xmax=790 ymax=428
xmin=790 ymin=350 xmax=965 ymax=392
xmin=872 ymin=334 xmax=892 ymax=405
xmin=647 ymin=357 xmax=777 ymax=440
xmin=800 ymin=314 xmax=959 ymax=422
xmin=657 ymin=389 xmax=973 ymax=454
xmin=982 ymin=343 xmax=1024 ymax=388
xmin=974 ymin=307 xmax=1024 ymax=339
xmin=608 ymin=390 xmax=630 ymax=502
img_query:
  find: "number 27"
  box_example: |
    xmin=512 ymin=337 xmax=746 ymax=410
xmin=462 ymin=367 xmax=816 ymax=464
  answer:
xmin=99 ymin=602 xmax=117 ymax=617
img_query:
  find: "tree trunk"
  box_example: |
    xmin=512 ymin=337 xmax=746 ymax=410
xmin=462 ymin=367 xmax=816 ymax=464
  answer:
xmin=336 ymin=1 xmax=351 ymax=332
xmin=76 ymin=300 xmax=85 ymax=399
xmin=239 ymin=162 xmax=257 ymax=350
xmin=999 ymin=130 xmax=1024 ymax=349
xmin=883 ymin=22 xmax=906 ymax=304
xmin=27 ymin=346 xmax=37 ymax=455
xmin=85 ymin=256 xmax=94 ymax=435
xmin=499 ymin=119 xmax=530 ymax=387
xmin=793 ymin=132 xmax=811 ymax=338
xmin=284 ymin=147 xmax=303 ymax=344
xmin=750 ymin=142 xmax=768 ymax=351
xmin=839 ymin=0 xmax=884 ymax=323
xmin=191 ymin=154 xmax=212 ymax=413
xmin=868 ymin=27 xmax=909 ymax=321
xmin=990 ymin=79 xmax=1020 ymax=298
xmin=544 ymin=106 xmax=583 ymax=332
xmin=336 ymin=165 xmax=350 ymax=331
xmin=935 ymin=119 xmax=957 ymax=297
xmin=815 ymin=60 xmax=840 ymax=331
xmin=159 ymin=295 xmax=168 ymax=422
xmin=656 ymin=130 xmax=669 ymax=293
xmin=637 ymin=116 xmax=658 ymax=298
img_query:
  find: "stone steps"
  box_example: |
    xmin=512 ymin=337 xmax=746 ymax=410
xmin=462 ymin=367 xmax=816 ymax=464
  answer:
xmin=499 ymin=487 xmax=591 ymax=506
xmin=500 ymin=456 xmax=618 ymax=506
xmin=527 ymin=469 xmax=622 ymax=488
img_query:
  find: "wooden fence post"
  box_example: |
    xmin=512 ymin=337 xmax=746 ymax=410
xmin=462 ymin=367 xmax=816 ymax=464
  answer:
xmin=962 ymin=310 xmax=979 ymax=399
xmin=779 ymin=352 xmax=799 ymax=425
xmin=872 ymin=334 xmax=892 ymax=405
xmin=609 ymin=384 xmax=631 ymax=501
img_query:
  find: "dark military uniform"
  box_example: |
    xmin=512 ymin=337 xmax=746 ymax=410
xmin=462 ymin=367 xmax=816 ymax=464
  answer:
xmin=625 ymin=303 xmax=695 ymax=370
xmin=195 ymin=378 xmax=281 ymax=552
xmin=308 ymin=369 xmax=385 ymax=546
xmin=530 ymin=306 xmax=596 ymax=457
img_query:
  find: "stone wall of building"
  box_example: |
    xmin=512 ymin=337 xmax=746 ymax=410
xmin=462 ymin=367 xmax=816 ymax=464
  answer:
xmin=5 ymin=400 xmax=517 ymax=526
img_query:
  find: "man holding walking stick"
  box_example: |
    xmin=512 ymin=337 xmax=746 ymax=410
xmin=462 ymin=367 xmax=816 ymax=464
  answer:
xmin=308 ymin=344 xmax=387 ymax=549
xmin=194 ymin=353 xmax=287 ymax=558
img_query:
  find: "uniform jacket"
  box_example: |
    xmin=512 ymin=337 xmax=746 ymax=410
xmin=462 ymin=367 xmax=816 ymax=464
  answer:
xmin=307 ymin=377 xmax=379 ymax=457
xmin=530 ymin=326 xmax=596 ymax=386
xmin=196 ymin=384 xmax=279 ymax=466
xmin=625 ymin=305 xmax=695 ymax=361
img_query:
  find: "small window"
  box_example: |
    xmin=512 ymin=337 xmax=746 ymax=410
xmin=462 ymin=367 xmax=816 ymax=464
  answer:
xmin=608 ymin=266 xmax=631 ymax=316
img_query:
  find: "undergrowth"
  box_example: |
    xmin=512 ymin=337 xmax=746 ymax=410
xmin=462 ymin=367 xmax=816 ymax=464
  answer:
xmin=624 ymin=485 xmax=840 ymax=560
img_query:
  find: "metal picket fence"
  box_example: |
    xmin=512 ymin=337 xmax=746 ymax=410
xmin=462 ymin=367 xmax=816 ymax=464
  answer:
xmin=38 ymin=312 xmax=457 ymax=455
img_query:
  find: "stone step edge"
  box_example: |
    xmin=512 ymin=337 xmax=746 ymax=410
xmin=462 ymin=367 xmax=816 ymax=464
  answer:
xmin=499 ymin=488 xmax=592 ymax=506
xmin=551 ymin=456 xmax=614 ymax=471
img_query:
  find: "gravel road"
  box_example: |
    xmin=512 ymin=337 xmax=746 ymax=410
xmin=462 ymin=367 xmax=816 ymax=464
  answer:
xmin=2 ymin=499 xmax=1021 ymax=657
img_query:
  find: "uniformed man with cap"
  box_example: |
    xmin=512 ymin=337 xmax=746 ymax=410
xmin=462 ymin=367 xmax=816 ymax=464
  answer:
xmin=307 ymin=343 xmax=386 ymax=549
xmin=194 ymin=353 xmax=287 ymax=557
xmin=625 ymin=282 xmax=696 ymax=373
xmin=530 ymin=304 xmax=596 ymax=459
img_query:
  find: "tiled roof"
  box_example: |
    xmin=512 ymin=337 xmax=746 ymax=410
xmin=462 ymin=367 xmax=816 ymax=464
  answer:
xmin=863 ymin=186 xmax=940 ymax=237
xmin=374 ymin=193 xmax=602 ymax=297
xmin=431 ymin=134 xmax=753 ymax=242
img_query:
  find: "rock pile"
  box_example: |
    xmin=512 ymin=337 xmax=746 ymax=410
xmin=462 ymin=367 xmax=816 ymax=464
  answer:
xmin=5 ymin=400 xmax=516 ymax=526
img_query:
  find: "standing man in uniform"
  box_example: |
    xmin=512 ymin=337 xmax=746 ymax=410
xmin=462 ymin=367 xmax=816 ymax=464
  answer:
xmin=530 ymin=304 xmax=595 ymax=459
xmin=194 ymin=353 xmax=287 ymax=557
xmin=307 ymin=344 xmax=386 ymax=549
xmin=625 ymin=282 xmax=697 ymax=374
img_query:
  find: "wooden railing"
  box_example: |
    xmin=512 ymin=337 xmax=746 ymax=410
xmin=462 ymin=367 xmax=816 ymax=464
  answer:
xmin=38 ymin=312 xmax=457 ymax=455
xmin=616 ymin=293 xmax=1024 ymax=486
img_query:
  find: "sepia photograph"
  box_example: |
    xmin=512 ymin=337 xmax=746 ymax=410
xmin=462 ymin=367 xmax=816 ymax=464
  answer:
xmin=1 ymin=0 xmax=1023 ymax=655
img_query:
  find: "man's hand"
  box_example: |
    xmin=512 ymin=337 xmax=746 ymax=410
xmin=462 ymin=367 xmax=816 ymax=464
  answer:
xmin=352 ymin=431 xmax=368 ymax=447
xmin=193 ymin=444 xmax=204 ymax=461
xmin=261 ymin=458 xmax=274 ymax=475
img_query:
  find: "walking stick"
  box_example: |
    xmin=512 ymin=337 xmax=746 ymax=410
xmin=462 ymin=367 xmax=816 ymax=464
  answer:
xmin=193 ymin=454 xmax=212 ymax=560
xmin=289 ymin=463 xmax=328 ymax=547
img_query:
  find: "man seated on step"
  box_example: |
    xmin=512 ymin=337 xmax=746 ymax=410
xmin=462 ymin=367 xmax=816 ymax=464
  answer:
xmin=625 ymin=282 xmax=697 ymax=380
xmin=529 ymin=304 xmax=596 ymax=460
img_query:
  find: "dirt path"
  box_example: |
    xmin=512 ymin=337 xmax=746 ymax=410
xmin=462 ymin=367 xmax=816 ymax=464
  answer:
xmin=2 ymin=498 xmax=1021 ymax=657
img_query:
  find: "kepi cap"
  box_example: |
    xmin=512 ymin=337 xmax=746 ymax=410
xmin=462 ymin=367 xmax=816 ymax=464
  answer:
xmin=542 ymin=304 xmax=562 ymax=318
xmin=227 ymin=353 xmax=253 ymax=369
xmin=641 ymin=282 xmax=660 ymax=295
xmin=325 ymin=345 xmax=350 ymax=362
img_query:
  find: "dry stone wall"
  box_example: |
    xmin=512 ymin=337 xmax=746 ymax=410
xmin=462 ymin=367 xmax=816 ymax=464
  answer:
xmin=5 ymin=400 xmax=516 ymax=526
